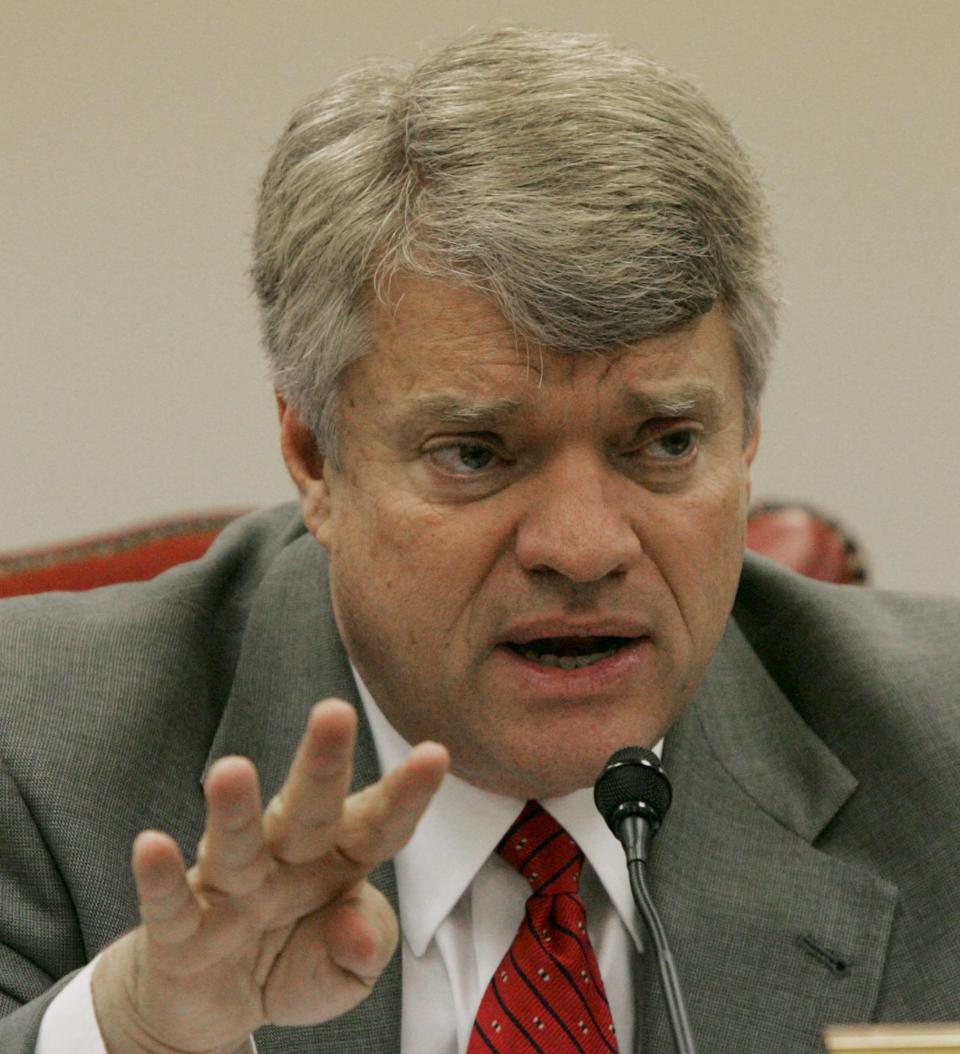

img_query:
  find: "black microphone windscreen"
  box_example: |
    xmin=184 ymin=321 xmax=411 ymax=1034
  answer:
xmin=593 ymin=746 xmax=673 ymax=830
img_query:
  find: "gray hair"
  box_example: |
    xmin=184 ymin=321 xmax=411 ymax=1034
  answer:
xmin=252 ymin=26 xmax=778 ymax=458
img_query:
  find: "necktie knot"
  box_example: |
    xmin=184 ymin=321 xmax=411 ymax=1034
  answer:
xmin=498 ymin=800 xmax=584 ymax=896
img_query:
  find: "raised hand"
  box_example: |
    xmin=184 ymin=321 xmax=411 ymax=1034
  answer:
xmin=92 ymin=698 xmax=448 ymax=1054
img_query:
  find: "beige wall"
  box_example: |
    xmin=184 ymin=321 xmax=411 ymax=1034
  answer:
xmin=3 ymin=1 xmax=958 ymax=594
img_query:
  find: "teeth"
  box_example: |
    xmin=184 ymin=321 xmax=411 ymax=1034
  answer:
xmin=519 ymin=647 xmax=618 ymax=669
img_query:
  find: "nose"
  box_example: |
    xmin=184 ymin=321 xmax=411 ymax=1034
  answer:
xmin=514 ymin=452 xmax=643 ymax=583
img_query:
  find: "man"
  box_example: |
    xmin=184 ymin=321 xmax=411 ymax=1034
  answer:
xmin=2 ymin=25 xmax=959 ymax=1054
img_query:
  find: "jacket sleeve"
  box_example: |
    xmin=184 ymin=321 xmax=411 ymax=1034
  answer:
xmin=0 ymin=757 xmax=89 ymax=1050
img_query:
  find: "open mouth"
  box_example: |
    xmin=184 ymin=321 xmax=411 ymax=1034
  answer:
xmin=506 ymin=635 xmax=634 ymax=670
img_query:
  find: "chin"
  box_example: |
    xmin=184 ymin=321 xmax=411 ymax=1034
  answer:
xmin=464 ymin=745 xmax=626 ymax=801
xmin=448 ymin=695 xmax=675 ymax=799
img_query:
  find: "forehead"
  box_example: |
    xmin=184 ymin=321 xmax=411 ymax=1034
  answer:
xmin=372 ymin=274 xmax=522 ymax=376
xmin=360 ymin=274 xmax=741 ymax=422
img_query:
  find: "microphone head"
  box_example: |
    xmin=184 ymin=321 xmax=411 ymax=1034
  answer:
xmin=593 ymin=746 xmax=673 ymax=837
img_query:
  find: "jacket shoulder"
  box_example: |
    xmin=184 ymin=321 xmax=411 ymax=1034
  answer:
xmin=734 ymin=551 xmax=960 ymax=766
xmin=736 ymin=552 xmax=960 ymax=662
xmin=0 ymin=502 xmax=308 ymax=769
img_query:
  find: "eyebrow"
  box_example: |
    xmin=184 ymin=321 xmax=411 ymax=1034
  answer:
xmin=403 ymin=394 xmax=524 ymax=430
xmin=620 ymin=382 xmax=724 ymax=421
xmin=394 ymin=381 xmax=724 ymax=441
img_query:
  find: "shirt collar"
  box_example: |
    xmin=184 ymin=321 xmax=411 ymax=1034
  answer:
xmin=354 ymin=667 xmax=653 ymax=957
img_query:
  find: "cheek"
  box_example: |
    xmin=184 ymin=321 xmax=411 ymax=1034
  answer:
xmin=647 ymin=475 xmax=749 ymax=617
xmin=332 ymin=481 xmax=423 ymax=559
xmin=331 ymin=486 xmax=502 ymax=630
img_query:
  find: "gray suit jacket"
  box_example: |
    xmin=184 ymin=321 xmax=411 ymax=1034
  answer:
xmin=1 ymin=504 xmax=958 ymax=1052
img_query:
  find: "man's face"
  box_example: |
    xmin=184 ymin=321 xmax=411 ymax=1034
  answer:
xmin=288 ymin=274 xmax=758 ymax=798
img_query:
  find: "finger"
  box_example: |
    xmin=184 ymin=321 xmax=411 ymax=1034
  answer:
xmin=322 ymin=882 xmax=399 ymax=984
xmin=194 ymin=756 xmax=272 ymax=895
xmin=254 ymin=741 xmax=449 ymax=928
xmin=337 ymin=741 xmax=449 ymax=868
xmin=263 ymin=881 xmax=399 ymax=1026
xmin=132 ymin=830 xmax=202 ymax=946
xmin=263 ymin=699 xmax=357 ymax=864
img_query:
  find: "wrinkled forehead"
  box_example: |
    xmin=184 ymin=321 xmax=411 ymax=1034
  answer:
xmin=352 ymin=275 xmax=742 ymax=438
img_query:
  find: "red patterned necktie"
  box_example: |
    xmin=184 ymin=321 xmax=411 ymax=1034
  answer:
xmin=467 ymin=800 xmax=619 ymax=1054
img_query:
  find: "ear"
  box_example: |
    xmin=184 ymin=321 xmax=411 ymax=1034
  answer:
xmin=744 ymin=414 xmax=761 ymax=465
xmin=743 ymin=414 xmax=761 ymax=506
xmin=276 ymin=393 xmax=333 ymax=548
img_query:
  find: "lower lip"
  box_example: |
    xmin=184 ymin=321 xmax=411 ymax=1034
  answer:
xmin=492 ymin=638 xmax=652 ymax=697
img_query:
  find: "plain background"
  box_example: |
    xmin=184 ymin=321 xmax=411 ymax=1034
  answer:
xmin=3 ymin=1 xmax=958 ymax=594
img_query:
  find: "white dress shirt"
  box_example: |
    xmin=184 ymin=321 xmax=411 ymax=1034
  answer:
xmin=361 ymin=675 xmax=646 ymax=1054
xmin=35 ymin=672 xmax=647 ymax=1053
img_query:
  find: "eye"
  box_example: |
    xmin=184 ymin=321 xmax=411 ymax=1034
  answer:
xmin=427 ymin=441 xmax=500 ymax=475
xmin=648 ymin=428 xmax=698 ymax=460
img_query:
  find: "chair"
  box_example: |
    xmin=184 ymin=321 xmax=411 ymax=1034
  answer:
xmin=0 ymin=509 xmax=250 ymax=598
xmin=745 ymin=501 xmax=867 ymax=586
xmin=0 ymin=502 xmax=868 ymax=598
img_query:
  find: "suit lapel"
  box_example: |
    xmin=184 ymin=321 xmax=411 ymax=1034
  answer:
xmin=201 ymin=534 xmax=400 ymax=1054
xmin=634 ymin=619 xmax=898 ymax=1054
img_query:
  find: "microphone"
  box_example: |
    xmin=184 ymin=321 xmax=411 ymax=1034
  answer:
xmin=594 ymin=747 xmax=698 ymax=1054
xmin=594 ymin=746 xmax=671 ymax=863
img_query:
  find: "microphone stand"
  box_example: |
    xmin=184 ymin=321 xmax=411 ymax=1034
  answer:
xmin=620 ymin=816 xmax=698 ymax=1054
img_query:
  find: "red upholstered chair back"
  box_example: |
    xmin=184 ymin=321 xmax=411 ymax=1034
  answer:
xmin=746 ymin=501 xmax=868 ymax=586
xmin=0 ymin=509 xmax=251 ymax=598
xmin=0 ymin=502 xmax=868 ymax=598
